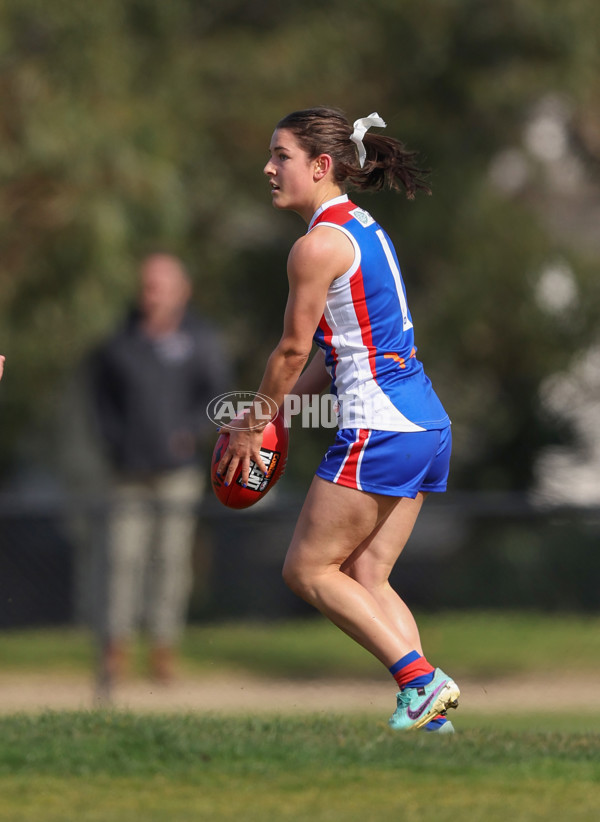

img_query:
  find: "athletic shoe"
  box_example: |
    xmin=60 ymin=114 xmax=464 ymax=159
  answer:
xmin=423 ymin=718 xmax=455 ymax=734
xmin=388 ymin=668 xmax=460 ymax=731
xmin=150 ymin=645 xmax=177 ymax=685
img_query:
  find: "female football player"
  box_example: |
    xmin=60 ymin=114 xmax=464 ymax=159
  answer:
xmin=218 ymin=107 xmax=459 ymax=732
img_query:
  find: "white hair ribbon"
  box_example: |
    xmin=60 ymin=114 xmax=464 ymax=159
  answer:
xmin=350 ymin=112 xmax=387 ymax=168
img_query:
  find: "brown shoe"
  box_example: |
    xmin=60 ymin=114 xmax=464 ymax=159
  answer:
xmin=100 ymin=641 xmax=129 ymax=682
xmin=150 ymin=645 xmax=177 ymax=685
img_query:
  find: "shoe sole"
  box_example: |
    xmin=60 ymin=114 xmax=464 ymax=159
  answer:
xmin=412 ymin=679 xmax=460 ymax=730
xmin=425 ymin=720 xmax=455 ymax=734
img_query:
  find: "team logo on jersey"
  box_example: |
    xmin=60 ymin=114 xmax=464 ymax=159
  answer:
xmin=350 ymin=207 xmax=375 ymax=227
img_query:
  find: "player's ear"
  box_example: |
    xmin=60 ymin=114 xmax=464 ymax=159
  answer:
xmin=313 ymin=154 xmax=332 ymax=181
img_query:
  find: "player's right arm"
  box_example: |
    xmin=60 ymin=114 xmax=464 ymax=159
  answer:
xmin=218 ymin=228 xmax=351 ymax=486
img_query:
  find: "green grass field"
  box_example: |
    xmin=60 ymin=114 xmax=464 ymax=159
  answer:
xmin=0 ymin=712 xmax=598 ymax=822
xmin=0 ymin=612 xmax=599 ymax=821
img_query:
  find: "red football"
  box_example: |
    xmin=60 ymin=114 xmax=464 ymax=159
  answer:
xmin=211 ymin=413 xmax=289 ymax=509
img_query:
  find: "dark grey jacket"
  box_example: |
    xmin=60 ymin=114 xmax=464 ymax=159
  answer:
xmin=89 ymin=307 xmax=231 ymax=475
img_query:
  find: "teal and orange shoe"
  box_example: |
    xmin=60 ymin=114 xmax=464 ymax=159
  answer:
xmin=388 ymin=668 xmax=460 ymax=732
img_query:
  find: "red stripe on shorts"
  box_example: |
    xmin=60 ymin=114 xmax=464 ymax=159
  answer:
xmin=335 ymin=429 xmax=370 ymax=489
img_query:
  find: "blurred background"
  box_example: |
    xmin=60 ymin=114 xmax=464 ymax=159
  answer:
xmin=1 ymin=0 xmax=599 ymax=643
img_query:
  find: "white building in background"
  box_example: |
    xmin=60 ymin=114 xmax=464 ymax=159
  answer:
xmin=529 ymin=258 xmax=600 ymax=506
xmin=524 ymin=101 xmax=600 ymax=507
xmin=533 ymin=341 xmax=600 ymax=506
xmin=531 ymin=257 xmax=600 ymax=507
xmin=488 ymin=93 xmax=600 ymax=507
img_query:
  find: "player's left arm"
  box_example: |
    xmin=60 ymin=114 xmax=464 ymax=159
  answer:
xmin=219 ymin=227 xmax=351 ymax=485
xmin=290 ymin=347 xmax=330 ymax=398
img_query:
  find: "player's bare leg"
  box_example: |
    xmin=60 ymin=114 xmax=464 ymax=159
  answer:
xmin=283 ymin=479 xmax=459 ymax=730
xmin=341 ymin=493 xmax=428 ymax=655
xmin=283 ymin=477 xmax=418 ymax=666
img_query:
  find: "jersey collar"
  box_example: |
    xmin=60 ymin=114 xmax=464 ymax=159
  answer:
xmin=308 ymin=194 xmax=349 ymax=231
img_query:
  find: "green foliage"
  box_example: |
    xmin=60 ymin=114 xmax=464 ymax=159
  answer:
xmin=1 ymin=0 xmax=599 ymax=487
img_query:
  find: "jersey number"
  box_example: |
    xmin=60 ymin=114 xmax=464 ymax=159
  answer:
xmin=376 ymin=229 xmax=413 ymax=332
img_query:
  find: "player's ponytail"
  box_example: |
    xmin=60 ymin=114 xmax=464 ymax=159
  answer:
xmin=350 ymin=132 xmax=431 ymax=198
xmin=276 ymin=107 xmax=431 ymax=199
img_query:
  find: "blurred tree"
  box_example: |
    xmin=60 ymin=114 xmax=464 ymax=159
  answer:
xmin=0 ymin=0 xmax=598 ymax=491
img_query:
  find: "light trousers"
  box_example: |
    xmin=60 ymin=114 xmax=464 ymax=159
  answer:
xmin=102 ymin=465 xmax=204 ymax=645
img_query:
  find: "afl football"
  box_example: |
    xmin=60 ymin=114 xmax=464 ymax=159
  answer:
xmin=211 ymin=413 xmax=289 ymax=509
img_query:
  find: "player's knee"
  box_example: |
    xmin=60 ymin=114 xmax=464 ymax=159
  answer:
xmin=282 ymin=557 xmax=314 ymax=600
xmin=281 ymin=556 xmax=302 ymax=595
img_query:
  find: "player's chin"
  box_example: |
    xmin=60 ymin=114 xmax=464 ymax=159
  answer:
xmin=270 ymin=191 xmax=290 ymax=210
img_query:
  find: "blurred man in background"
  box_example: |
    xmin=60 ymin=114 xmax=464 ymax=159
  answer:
xmin=89 ymin=253 xmax=231 ymax=690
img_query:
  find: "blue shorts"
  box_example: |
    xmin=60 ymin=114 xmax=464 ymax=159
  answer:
xmin=315 ymin=426 xmax=452 ymax=498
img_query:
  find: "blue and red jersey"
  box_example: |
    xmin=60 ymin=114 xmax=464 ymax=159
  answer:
xmin=309 ymin=195 xmax=449 ymax=432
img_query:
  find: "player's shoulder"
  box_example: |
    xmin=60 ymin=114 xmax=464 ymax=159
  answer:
xmin=288 ymin=225 xmax=353 ymax=279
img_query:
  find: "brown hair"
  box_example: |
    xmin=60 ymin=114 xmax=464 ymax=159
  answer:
xmin=276 ymin=107 xmax=431 ymax=199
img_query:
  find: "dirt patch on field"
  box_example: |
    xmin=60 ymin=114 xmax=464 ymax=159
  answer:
xmin=0 ymin=671 xmax=591 ymax=715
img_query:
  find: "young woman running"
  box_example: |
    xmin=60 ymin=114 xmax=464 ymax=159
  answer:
xmin=218 ymin=107 xmax=459 ymax=732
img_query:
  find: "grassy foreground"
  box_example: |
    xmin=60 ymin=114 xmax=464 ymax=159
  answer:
xmin=0 ymin=712 xmax=599 ymax=822
xmin=1 ymin=613 xmax=599 ymax=821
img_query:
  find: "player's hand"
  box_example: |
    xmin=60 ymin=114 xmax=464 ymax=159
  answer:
xmin=217 ymin=417 xmax=268 ymax=487
xmin=0 ymin=355 xmax=5 ymax=381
